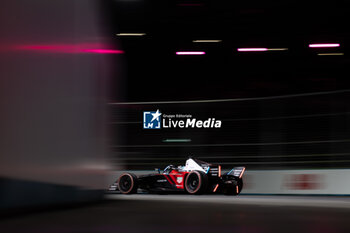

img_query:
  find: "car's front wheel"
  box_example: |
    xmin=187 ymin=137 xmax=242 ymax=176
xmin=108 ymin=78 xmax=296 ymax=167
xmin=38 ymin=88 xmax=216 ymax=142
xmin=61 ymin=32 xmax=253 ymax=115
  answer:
xmin=118 ymin=173 xmax=138 ymax=194
xmin=185 ymin=171 xmax=208 ymax=194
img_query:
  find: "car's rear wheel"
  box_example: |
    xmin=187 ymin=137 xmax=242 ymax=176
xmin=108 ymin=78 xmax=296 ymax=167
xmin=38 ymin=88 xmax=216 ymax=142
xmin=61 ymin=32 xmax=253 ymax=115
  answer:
xmin=118 ymin=173 xmax=138 ymax=194
xmin=185 ymin=171 xmax=207 ymax=194
xmin=224 ymin=178 xmax=243 ymax=195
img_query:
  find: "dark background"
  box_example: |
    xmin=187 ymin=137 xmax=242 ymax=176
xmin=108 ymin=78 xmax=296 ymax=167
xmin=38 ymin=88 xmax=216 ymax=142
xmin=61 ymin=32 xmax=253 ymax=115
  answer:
xmin=106 ymin=0 xmax=350 ymax=102
xmin=104 ymin=0 xmax=350 ymax=170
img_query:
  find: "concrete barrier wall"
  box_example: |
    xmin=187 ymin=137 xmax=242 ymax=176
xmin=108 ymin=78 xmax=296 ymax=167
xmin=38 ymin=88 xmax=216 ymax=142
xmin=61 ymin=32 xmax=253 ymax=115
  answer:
xmin=241 ymin=169 xmax=350 ymax=195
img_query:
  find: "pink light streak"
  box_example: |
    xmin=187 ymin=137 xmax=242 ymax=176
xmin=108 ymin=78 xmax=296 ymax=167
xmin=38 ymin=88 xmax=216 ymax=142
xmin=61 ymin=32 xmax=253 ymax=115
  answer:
xmin=13 ymin=44 xmax=124 ymax=54
xmin=82 ymin=49 xmax=124 ymax=54
xmin=309 ymin=43 xmax=340 ymax=48
xmin=176 ymin=51 xmax=205 ymax=55
xmin=237 ymin=48 xmax=268 ymax=52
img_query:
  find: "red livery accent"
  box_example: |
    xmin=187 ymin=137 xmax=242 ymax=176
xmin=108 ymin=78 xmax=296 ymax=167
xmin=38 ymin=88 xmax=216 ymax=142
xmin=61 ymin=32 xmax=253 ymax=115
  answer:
xmin=163 ymin=175 xmax=174 ymax=185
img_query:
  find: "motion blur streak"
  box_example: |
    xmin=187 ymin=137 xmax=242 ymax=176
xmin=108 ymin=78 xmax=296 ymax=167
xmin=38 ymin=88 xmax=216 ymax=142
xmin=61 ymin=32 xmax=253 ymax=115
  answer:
xmin=82 ymin=49 xmax=124 ymax=54
xmin=193 ymin=40 xmax=222 ymax=43
xmin=163 ymin=139 xmax=192 ymax=142
xmin=267 ymin=48 xmax=289 ymax=51
xmin=238 ymin=48 xmax=288 ymax=52
xmin=237 ymin=48 xmax=268 ymax=52
xmin=108 ymin=89 xmax=350 ymax=104
xmin=176 ymin=51 xmax=206 ymax=55
xmin=318 ymin=53 xmax=344 ymax=56
xmin=309 ymin=43 xmax=340 ymax=48
xmin=110 ymin=89 xmax=350 ymax=183
xmin=2 ymin=197 xmax=350 ymax=233
xmin=116 ymin=33 xmax=146 ymax=36
xmin=14 ymin=44 xmax=124 ymax=54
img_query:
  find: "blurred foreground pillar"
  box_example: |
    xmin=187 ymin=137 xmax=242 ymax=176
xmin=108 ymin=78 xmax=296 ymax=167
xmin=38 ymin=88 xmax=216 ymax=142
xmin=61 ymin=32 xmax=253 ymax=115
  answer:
xmin=0 ymin=0 xmax=115 ymax=209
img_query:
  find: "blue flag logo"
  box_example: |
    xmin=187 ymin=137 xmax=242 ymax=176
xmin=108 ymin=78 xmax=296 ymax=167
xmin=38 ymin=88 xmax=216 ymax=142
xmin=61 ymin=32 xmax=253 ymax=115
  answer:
xmin=143 ymin=110 xmax=162 ymax=129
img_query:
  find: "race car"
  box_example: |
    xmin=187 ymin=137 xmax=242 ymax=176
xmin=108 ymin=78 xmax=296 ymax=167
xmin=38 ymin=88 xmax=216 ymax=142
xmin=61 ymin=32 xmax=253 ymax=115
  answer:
xmin=109 ymin=158 xmax=245 ymax=195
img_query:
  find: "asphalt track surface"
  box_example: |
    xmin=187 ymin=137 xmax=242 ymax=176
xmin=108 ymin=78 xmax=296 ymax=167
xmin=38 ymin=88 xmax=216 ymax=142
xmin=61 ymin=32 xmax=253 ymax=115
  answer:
xmin=1 ymin=194 xmax=350 ymax=233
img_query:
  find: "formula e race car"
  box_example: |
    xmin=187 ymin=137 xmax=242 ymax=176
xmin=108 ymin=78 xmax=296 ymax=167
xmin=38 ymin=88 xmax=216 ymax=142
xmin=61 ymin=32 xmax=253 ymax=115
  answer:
xmin=109 ymin=158 xmax=245 ymax=195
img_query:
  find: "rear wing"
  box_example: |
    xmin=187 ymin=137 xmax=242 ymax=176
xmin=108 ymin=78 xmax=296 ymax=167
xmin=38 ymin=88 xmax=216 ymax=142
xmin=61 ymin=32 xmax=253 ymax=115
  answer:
xmin=227 ymin=167 xmax=246 ymax=178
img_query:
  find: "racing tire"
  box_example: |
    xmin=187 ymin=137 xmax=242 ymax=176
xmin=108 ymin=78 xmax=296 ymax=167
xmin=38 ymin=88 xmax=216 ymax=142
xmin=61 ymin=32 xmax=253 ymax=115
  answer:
xmin=184 ymin=171 xmax=208 ymax=194
xmin=118 ymin=173 xmax=138 ymax=194
xmin=224 ymin=178 xmax=243 ymax=195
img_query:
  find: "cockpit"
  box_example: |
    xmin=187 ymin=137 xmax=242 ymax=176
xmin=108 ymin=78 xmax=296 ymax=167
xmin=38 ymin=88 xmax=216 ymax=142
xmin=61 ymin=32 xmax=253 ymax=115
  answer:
xmin=162 ymin=165 xmax=185 ymax=174
xmin=162 ymin=165 xmax=175 ymax=174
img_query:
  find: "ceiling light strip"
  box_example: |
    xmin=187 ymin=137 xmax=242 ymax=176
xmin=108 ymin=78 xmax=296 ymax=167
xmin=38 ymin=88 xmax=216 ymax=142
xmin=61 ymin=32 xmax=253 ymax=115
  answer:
xmin=193 ymin=40 xmax=222 ymax=43
xmin=309 ymin=43 xmax=340 ymax=48
xmin=317 ymin=53 xmax=344 ymax=56
xmin=176 ymin=51 xmax=206 ymax=55
xmin=116 ymin=33 xmax=146 ymax=36
xmin=237 ymin=48 xmax=268 ymax=52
